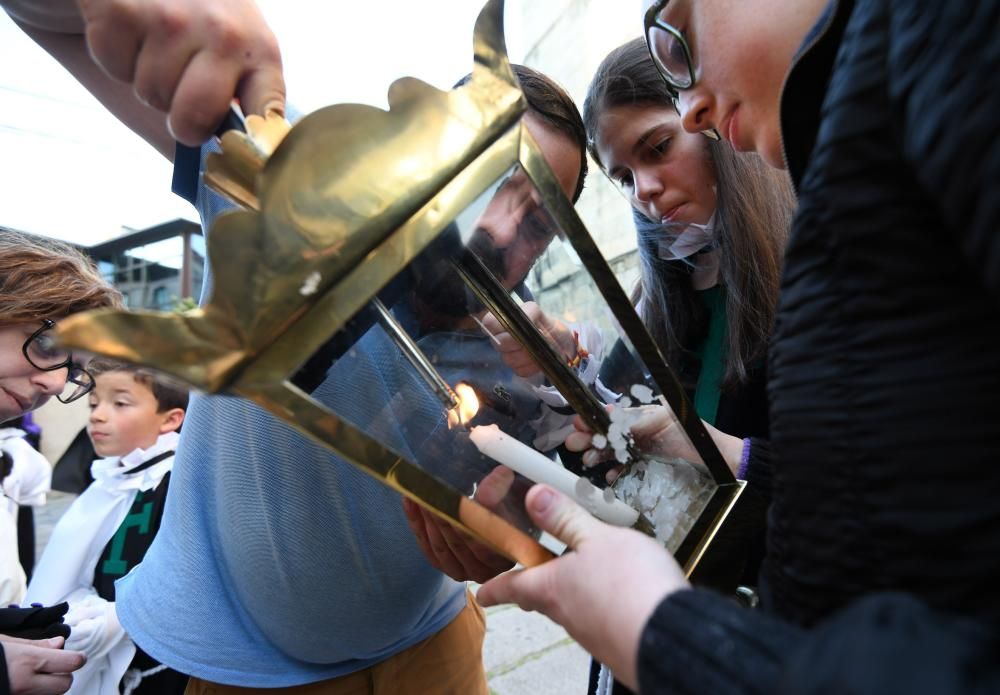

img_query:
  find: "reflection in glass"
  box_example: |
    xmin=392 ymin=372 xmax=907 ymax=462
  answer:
xmin=288 ymin=164 xmax=715 ymax=553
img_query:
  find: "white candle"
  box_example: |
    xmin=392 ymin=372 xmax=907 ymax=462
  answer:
xmin=469 ymin=424 xmax=639 ymax=527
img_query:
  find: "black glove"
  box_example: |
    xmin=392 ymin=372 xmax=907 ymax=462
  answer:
xmin=0 ymin=603 xmax=71 ymax=640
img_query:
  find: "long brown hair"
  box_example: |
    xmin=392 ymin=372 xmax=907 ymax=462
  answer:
xmin=0 ymin=228 xmax=122 ymax=324
xmin=583 ymin=38 xmax=794 ymax=387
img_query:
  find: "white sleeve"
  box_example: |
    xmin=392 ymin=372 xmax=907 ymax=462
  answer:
xmin=1 ymin=435 xmax=53 ymax=507
xmin=0 ymin=505 xmax=27 ymax=605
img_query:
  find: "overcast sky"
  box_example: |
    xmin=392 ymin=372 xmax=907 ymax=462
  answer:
xmin=0 ymin=2 xmax=529 ymax=245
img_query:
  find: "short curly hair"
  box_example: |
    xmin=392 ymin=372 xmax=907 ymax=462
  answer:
xmin=0 ymin=228 xmax=122 ymax=325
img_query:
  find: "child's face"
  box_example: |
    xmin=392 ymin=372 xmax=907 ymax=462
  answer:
xmin=87 ymin=371 xmax=176 ymax=458
xmin=594 ymin=104 xmax=717 ymax=227
xmin=643 ymin=0 xmax=827 ymax=168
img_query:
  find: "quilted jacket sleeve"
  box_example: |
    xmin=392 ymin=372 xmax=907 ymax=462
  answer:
xmin=888 ymin=0 xmax=1000 ymax=298
xmin=637 ymin=590 xmax=1000 ymax=694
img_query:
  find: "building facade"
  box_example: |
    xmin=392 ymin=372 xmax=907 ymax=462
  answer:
xmin=511 ymin=2 xmax=643 ymax=320
xmin=86 ymin=219 xmax=204 ymax=311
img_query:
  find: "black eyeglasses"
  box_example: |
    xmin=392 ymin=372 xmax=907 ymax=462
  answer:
xmin=644 ymin=0 xmax=721 ymax=141
xmin=21 ymin=319 xmax=95 ymax=404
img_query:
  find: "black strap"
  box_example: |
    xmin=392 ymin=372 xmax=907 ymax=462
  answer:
xmin=124 ymin=450 xmax=174 ymax=476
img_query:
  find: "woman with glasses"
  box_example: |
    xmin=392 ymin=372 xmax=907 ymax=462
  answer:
xmin=0 ymin=230 xmax=121 ymax=423
xmin=480 ymin=0 xmax=1000 ymax=692
xmin=1 ymin=228 xmax=120 ymax=695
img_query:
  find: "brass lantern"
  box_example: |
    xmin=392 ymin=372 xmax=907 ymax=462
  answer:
xmin=58 ymin=0 xmax=760 ymax=587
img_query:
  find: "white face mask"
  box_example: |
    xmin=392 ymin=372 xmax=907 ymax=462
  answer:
xmin=656 ymin=213 xmax=719 ymax=262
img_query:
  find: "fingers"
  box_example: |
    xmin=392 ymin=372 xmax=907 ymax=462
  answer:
xmin=524 ymin=485 xmax=602 ymax=551
xmin=430 ymin=514 xmax=513 ymax=583
xmin=402 ymin=497 xmax=433 ymax=556
xmin=0 ymin=635 xmax=63 ymax=647
xmin=487 ymin=327 xmax=543 ymax=377
xmin=481 ymin=311 xmax=503 ymax=336
xmin=240 ymin=62 xmax=286 ymax=118
xmin=482 ymin=303 xmax=568 ymax=373
xmin=79 ymin=0 xmax=144 ymax=82
xmin=566 ymin=426 xmax=617 ymax=468
xmin=420 ymin=510 xmax=474 ymax=580
xmin=606 ymin=466 xmax=624 ymax=485
xmin=31 ymin=674 xmax=74 ymax=694
xmin=564 ymin=430 xmax=593 ymax=453
xmin=475 ymin=466 xmax=516 ymax=508
xmin=477 ymin=566 xmax=551 ymax=611
xmin=402 ymin=499 xmax=468 ymax=579
xmin=527 ymin=307 xmax=576 ymax=358
xmin=629 ymin=404 xmax=677 ymax=436
xmin=36 ymin=647 xmax=86 ymax=674
xmin=3 ymin=640 xmax=85 ymax=695
xmin=166 ymin=49 xmax=243 ymax=145
xmin=403 ymin=499 xmax=513 ymax=583
xmin=78 ymin=0 xmax=285 ymax=146
xmin=132 ymin=23 xmax=198 ymax=111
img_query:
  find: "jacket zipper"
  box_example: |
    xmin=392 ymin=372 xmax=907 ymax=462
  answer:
xmin=778 ymin=0 xmax=841 ymax=179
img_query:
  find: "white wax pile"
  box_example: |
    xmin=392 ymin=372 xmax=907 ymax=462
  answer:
xmin=614 ymin=457 xmax=716 ymax=552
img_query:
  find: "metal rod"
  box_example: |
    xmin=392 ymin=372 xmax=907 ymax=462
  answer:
xmin=370 ymin=298 xmax=459 ymax=411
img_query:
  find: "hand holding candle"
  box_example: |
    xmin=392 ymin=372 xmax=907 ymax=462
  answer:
xmin=468 ymin=424 xmax=638 ymax=527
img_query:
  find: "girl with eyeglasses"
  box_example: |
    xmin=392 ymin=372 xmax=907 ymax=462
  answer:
xmin=569 ymin=37 xmax=794 ymax=695
xmin=479 ymin=0 xmax=1000 ymax=692
xmin=0 ymin=230 xmax=121 ymax=423
xmin=0 ymin=228 xmax=120 ymax=695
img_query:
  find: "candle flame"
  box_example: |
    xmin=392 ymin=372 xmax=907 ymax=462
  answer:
xmin=447 ymin=382 xmax=480 ymax=428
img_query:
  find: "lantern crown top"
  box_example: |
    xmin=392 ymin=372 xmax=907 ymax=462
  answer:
xmin=58 ymin=0 xmax=523 ymax=391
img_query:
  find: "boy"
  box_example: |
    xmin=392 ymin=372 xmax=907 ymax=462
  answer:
xmin=27 ymin=358 xmax=188 ymax=695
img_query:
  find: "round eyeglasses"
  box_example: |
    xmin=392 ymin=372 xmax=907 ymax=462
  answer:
xmin=644 ymin=0 xmax=721 ymax=141
xmin=21 ymin=319 xmax=95 ymax=404
xmin=644 ymin=0 xmax=697 ymax=91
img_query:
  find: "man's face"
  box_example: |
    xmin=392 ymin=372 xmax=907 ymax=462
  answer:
xmin=414 ymin=112 xmax=582 ymax=318
xmin=469 ymin=112 xmax=582 ymax=289
xmin=643 ymin=0 xmax=825 ymax=168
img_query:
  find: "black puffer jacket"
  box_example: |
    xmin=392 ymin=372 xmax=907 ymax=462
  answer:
xmin=638 ymin=0 xmax=1000 ymax=692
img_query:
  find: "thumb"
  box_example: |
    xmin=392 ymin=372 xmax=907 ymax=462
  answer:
xmin=525 ymin=485 xmax=603 ymax=550
xmin=481 ymin=311 xmax=502 ymax=335
xmin=239 ymin=63 xmax=286 ymax=118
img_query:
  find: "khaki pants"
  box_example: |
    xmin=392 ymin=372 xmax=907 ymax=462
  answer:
xmin=185 ymin=591 xmax=488 ymax=695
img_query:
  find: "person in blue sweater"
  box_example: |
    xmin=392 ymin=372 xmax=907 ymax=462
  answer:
xmin=6 ymin=3 xmax=591 ymax=691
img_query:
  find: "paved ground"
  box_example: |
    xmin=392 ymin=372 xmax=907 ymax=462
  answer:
xmin=480 ymin=593 xmax=590 ymax=694
xmin=34 ymin=491 xmax=592 ymax=694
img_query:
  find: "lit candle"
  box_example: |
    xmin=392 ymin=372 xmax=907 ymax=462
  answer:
xmin=469 ymin=424 xmax=639 ymax=527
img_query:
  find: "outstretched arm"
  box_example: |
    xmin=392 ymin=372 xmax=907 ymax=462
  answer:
xmin=479 ymin=486 xmax=1000 ymax=694
xmin=3 ymin=0 xmax=285 ymax=160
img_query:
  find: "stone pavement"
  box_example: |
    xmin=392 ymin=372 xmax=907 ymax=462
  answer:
xmin=34 ymin=492 xmax=592 ymax=694
xmin=480 ymin=592 xmax=591 ymax=694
